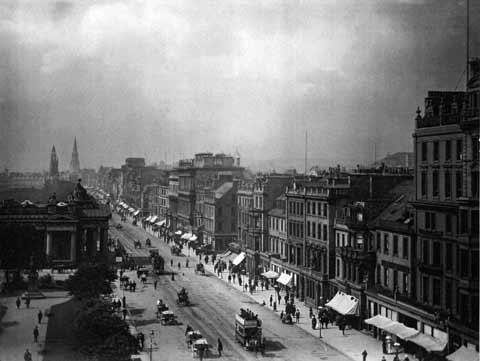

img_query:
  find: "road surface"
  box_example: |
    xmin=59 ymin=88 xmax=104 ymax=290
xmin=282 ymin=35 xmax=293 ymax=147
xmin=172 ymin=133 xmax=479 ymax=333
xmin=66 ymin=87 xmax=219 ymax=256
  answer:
xmin=109 ymin=213 xmax=350 ymax=361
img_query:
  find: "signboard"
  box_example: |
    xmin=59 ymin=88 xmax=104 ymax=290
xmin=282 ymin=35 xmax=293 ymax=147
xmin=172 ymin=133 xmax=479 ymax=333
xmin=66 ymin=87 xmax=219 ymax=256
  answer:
xmin=115 ymin=257 xmax=123 ymax=263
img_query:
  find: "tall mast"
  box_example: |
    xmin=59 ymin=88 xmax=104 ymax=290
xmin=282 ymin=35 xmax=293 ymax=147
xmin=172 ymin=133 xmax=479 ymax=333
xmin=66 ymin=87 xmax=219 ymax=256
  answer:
xmin=304 ymin=130 xmax=307 ymax=179
xmin=466 ymin=0 xmax=469 ymax=88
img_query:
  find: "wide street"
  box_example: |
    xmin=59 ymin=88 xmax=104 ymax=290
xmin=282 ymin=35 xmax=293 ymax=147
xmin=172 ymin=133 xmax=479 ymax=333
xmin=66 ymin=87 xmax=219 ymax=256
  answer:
xmin=110 ymin=213 xmax=350 ymax=361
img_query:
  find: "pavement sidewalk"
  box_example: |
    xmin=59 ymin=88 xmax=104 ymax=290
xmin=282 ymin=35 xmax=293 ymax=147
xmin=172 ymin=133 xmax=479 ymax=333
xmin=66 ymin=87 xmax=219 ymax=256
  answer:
xmin=179 ymin=243 xmax=414 ymax=361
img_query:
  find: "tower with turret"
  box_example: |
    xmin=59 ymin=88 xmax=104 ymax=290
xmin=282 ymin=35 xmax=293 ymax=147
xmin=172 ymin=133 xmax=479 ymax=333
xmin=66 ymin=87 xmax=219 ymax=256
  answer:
xmin=70 ymin=137 xmax=80 ymax=174
xmin=49 ymin=145 xmax=59 ymax=177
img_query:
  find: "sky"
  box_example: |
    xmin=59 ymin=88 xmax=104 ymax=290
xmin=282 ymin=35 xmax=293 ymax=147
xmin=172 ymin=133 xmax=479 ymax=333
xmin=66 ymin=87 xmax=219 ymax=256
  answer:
xmin=0 ymin=0 xmax=479 ymax=172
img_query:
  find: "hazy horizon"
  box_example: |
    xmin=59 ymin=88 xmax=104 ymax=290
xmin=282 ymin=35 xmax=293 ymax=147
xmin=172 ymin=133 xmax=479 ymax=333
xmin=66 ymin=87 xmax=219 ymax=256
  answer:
xmin=1 ymin=0 xmax=479 ymax=173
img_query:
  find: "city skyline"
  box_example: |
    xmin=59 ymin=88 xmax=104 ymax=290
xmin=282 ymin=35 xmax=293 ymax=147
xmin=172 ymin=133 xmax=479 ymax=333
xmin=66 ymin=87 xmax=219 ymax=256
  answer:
xmin=1 ymin=0 xmax=479 ymax=172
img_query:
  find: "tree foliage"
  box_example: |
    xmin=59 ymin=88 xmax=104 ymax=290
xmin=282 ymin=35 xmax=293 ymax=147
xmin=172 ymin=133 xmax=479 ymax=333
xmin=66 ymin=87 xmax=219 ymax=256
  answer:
xmin=74 ymin=298 xmax=139 ymax=361
xmin=65 ymin=263 xmax=117 ymax=299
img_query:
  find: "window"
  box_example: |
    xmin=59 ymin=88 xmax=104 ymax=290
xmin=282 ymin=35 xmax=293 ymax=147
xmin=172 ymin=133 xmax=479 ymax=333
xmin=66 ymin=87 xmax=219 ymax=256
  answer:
xmin=323 ymin=204 xmax=328 ymax=217
xmin=425 ymin=212 xmax=436 ymax=230
xmin=460 ymin=210 xmax=468 ymax=234
xmin=456 ymin=171 xmax=463 ymax=197
xmin=289 ymin=201 xmax=293 ymax=214
xmin=472 ymin=171 xmax=479 ymax=198
xmin=218 ymin=207 xmax=222 ymax=216
xmin=377 ymin=232 xmax=381 ymax=251
xmin=446 ymin=214 xmax=452 ymax=233
xmin=471 ymin=250 xmax=478 ymax=279
xmin=421 ymin=171 xmax=427 ymax=197
xmin=473 ymin=136 xmax=479 ymax=161
xmin=307 ymin=201 xmax=311 ymax=214
xmin=445 ymin=281 xmax=452 ymax=310
xmin=231 ymin=207 xmax=235 ymax=216
xmin=393 ymin=270 xmax=398 ymax=290
xmin=445 ymin=171 xmax=451 ymax=198
xmin=336 ymin=233 xmax=340 ymax=247
xmin=336 ymin=259 xmax=340 ymax=277
xmin=384 ymin=234 xmax=389 ymax=254
xmin=433 ymin=242 xmax=441 ymax=265
xmin=402 ymin=237 xmax=408 ymax=259
xmin=307 ymin=221 xmax=311 ymax=237
xmin=456 ymin=139 xmax=463 ymax=160
xmin=300 ymin=223 xmax=304 ymax=238
xmin=393 ymin=235 xmax=399 ymax=256
xmin=472 ymin=210 xmax=479 ymax=236
xmin=384 ymin=267 xmax=389 ymax=287
xmin=323 ymin=224 xmax=328 ymax=241
xmin=421 ymin=142 xmax=428 ymax=161
xmin=318 ymin=224 xmax=321 ymax=240
xmin=376 ymin=265 xmax=381 ymax=284
xmin=432 ymin=170 xmax=439 ymax=197
xmin=422 ymin=239 xmax=429 ymax=264
xmin=433 ymin=141 xmax=439 ymax=161
xmin=402 ymin=273 xmax=409 ymax=294
xmin=460 ymin=249 xmax=469 ymax=277
xmin=445 ymin=140 xmax=452 ymax=161
xmin=422 ymin=276 xmax=429 ymax=303
xmin=312 ymin=202 xmax=316 ymax=215
xmin=445 ymin=243 xmax=453 ymax=271
xmin=433 ymin=279 xmax=441 ymax=306
xmin=312 ymin=222 xmax=316 ymax=238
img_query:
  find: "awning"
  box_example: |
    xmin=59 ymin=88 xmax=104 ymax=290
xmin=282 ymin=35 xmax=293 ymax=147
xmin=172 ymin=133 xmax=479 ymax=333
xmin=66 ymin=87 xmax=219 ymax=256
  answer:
xmin=189 ymin=234 xmax=198 ymax=242
xmin=175 ymin=230 xmax=183 ymax=235
xmin=128 ymin=207 xmax=135 ymax=212
xmin=155 ymin=220 xmax=166 ymax=227
xmin=218 ymin=250 xmax=231 ymax=259
xmin=232 ymin=252 xmax=246 ymax=266
xmin=149 ymin=216 xmax=158 ymax=223
xmin=406 ymin=332 xmax=447 ymax=352
xmin=261 ymin=270 xmax=279 ymax=279
xmin=145 ymin=216 xmax=152 ymax=222
xmin=181 ymin=232 xmax=192 ymax=240
xmin=277 ymin=272 xmax=292 ymax=286
xmin=133 ymin=210 xmax=140 ymax=216
xmin=447 ymin=346 xmax=479 ymax=361
xmin=365 ymin=315 xmax=396 ymax=329
xmin=325 ymin=291 xmax=359 ymax=315
xmin=122 ymin=204 xmax=129 ymax=209
xmin=383 ymin=322 xmax=419 ymax=339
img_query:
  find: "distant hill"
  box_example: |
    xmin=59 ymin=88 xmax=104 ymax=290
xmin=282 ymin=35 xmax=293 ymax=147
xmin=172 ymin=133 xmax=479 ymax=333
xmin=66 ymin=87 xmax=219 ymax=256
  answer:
xmin=373 ymin=152 xmax=414 ymax=168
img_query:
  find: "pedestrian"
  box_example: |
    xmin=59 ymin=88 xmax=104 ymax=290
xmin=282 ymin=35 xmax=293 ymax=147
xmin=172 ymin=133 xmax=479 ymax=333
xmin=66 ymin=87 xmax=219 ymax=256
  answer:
xmin=185 ymin=324 xmax=193 ymax=335
xmin=269 ymin=294 xmax=273 ymax=307
xmin=280 ymin=311 xmax=284 ymax=320
xmin=138 ymin=331 xmax=145 ymax=350
xmin=122 ymin=308 xmax=127 ymax=320
xmin=260 ymin=280 xmax=264 ymax=291
xmin=24 ymin=349 xmax=32 ymax=361
xmin=186 ymin=259 xmax=189 ymax=268
xmin=238 ymin=277 xmax=242 ymax=287
xmin=278 ymin=293 xmax=281 ymax=304
xmin=37 ymin=310 xmax=43 ymax=324
xmin=217 ymin=338 xmax=223 ymax=357
xmin=295 ymin=309 xmax=300 ymax=323
xmin=122 ymin=295 xmax=126 ymax=308
xmin=381 ymin=357 xmax=386 ymax=361
xmin=178 ymin=262 xmax=181 ymax=269
xmin=33 ymin=326 xmax=39 ymax=342
xmin=154 ymin=280 xmax=158 ymax=290
xmin=228 ymin=274 xmax=231 ymax=283
xmin=309 ymin=307 xmax=313 ymax=319
xmin=403 ymin=357 xmax=410 ymax=361
xmin=273 ymin=301 xmax=277 ymax=311
xmin=171 ymin=259 xmax=173 ymax=267
xmin=232 ymin=274 xmax=236 ymax=283
xmin=25 ymin=296 xmax=31 ymax=309
xmin=132 ymin=281 xmax=137 ymax=292
xmin=311 ymin=315 xmax=317 ymax=330
xmin=361 ymin=350 xmax=368 ymax=361
xmin=16 ymin=297 xmax=21 ymax=309
xmin=284 ymin=294 xmax=288 ymax=304
xmin=323 ymin=314 xmax=329 ymax=329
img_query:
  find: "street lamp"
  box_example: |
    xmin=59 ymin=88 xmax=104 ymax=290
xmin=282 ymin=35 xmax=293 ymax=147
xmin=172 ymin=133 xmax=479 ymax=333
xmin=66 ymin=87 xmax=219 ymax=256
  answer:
xmin=318 ymin=306 xmax=323 ymax=338
xmin=149 ymin=330 xmax=155 ymax=361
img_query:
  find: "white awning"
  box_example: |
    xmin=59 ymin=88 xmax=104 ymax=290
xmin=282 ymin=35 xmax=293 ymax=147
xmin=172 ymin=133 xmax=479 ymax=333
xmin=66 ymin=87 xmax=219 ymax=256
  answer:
xmin=189 ymin=234 xmax=198 ymax=242
xmin=383 ymin=322 xmax=419 ymax=339
xmin=277 ymin=272 xmax=292 ymax=286
xmin=365 ymin=315 xmax=396 ymax=329
xmin=232 ymin=252 xmax=246 ymax=266
xmin=145 ymin=216 xmax=152 ymax=222
xmin=447 ymin=346 xmax=479 ymax=361
xmin=405 ymin=332 xmax=447 ymax=352
xmin=128 ymin=207 xmax=135 ymax=212
xmin=122 ymin=203 xmax=129 ymax=209
xmin=325 ymin=291 xmax=359 ymax=315
xmin=133 ymin=210 xmax=140 ymax=216
xmin=261 ymin=270 xmax=279 ymax=279
xmin=175 ymin=230 xmax=183 ymax=235
xmin=181 ymin=232 xmax=192 ymax=240
xmin=218 ymin=250 xmax=231 ymax=259
xmin=149 ymin=216 xmax=158 ymax=223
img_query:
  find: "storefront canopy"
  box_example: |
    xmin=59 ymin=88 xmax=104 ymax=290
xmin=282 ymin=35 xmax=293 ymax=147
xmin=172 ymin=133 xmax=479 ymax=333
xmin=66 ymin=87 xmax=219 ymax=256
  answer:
xmin=232 ymin=252 xmax=246 ymax=266
xmin=189 ymin=234 xmax=198 ymax=242
xmin=149 ymin=216 xmax=158 ymax=223
xmin=181 ymin=232 xmax=193 ymax=240
xmin=155 ymin=219 xmax=166 ymax=227
xmin=405 ymin=332 xmax=447 ymax=352
xmin=325 ymin=291 xmax=359 ymax=315
xmin=383 ymin=322 xmax=419 ymax=339
xmin=175 ymin=230 xmax=183 ymax=235
xmin=365 ymin=315 xmax=396 ymax=329
xmin=145 ymin=216 xmax=152 ymax=222
xmin=261 ymin=270 xmax=279 ymax=279
xmin=133 ymin=210 xmax=140 ymax=216
xmin=277 ymin=272 xmax=292 ymax=286
xmin=447 ymin=346 xmax=479 ymax=361
xmin=128 ymin=207 xmax=135 ymax=213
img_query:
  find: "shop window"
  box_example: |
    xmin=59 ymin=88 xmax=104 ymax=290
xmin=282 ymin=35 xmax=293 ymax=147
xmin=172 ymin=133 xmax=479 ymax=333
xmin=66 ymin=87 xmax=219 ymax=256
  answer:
xmin=393 ymin=235 xmax=398 ymax=256
xmin=402 ymin=237 xmax=408 ymax=259
xmin=445 ymin=140 xmax=452 ymax=161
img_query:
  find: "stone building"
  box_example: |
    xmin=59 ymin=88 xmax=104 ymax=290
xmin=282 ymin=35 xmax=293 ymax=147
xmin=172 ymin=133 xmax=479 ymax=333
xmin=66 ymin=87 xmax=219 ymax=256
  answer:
xmin=411 ymin=58 xmax=479 ymax=349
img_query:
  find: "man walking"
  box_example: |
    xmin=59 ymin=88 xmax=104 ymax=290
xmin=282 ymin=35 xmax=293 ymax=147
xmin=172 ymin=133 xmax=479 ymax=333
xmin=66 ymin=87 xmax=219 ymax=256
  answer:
xmin=154 ymin=280 xmax=158 ymax=290
xmin=33 ymin=325 xmax=39 ymax=342
xmin=37 ymin=310 xmax=43 ymax=324
xmin=25 ymin=296 xmax=31 ymax=309
xmin=16 ymin=297 xmax=21 ymax=309
xmin=217 ymin=338 xmax=223 ymax=357
xmin=122 ymin=308 xmax=127 ymax=320
xmin=311 ymin=315 xmax=317 ymax=330
xmin=269 ymin=294 xmax=273 ymax=307
xmin=295 ymin=309 xmax=300 ymax=323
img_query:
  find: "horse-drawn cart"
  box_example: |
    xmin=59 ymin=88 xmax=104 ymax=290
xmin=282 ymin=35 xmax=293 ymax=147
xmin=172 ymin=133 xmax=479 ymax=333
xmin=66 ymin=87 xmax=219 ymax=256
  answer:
xmin=176 ymin=288 xmax=190 ymax=306
xmin=160 ymin=310 xmax=177 ymax=325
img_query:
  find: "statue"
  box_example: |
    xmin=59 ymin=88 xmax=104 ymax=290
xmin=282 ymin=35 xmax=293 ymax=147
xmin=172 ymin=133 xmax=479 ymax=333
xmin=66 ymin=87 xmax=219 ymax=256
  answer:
xmin=22 ymin=253 xmax=45 ymax=299
xmin=74 ymin=179 xmax=88 ymax=201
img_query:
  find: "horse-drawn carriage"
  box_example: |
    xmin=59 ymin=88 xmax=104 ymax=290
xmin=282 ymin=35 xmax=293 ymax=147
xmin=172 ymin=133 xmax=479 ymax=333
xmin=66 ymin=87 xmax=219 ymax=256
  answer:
xmin=160 ymin=310 xmax=177 ymax=326
xmin=281 ymin=312 xmax=294 ymax=324
xmin=192 ymin=338 xmax=211 ymax=358
xmin=176 ymin=288 xmax=190 ymax=306
xmin=156 ymin=299 xmax=169 ymax=316
xmin=194 ymin=263 xmax=205 ymax=275
xmin=186 ymin=330 xmax=203 ymax=346
xmin=134 ymin=240 xmax=142 ymax=249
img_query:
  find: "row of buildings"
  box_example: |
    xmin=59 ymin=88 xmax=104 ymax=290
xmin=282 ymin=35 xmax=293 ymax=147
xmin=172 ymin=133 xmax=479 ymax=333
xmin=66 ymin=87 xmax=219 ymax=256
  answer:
xmin=98 ymin=59 xmax=479 ymax=353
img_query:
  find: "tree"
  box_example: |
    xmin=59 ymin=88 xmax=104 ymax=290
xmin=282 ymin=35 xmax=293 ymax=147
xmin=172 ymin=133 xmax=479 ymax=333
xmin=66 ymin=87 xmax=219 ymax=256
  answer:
xmin=74 ymin=298 xmax=138 ymax=361
xmin=65 ymin=263 xmax=117 ymax=299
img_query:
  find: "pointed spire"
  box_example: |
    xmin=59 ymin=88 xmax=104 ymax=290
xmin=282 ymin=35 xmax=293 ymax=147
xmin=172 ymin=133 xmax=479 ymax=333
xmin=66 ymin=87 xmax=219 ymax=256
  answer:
xmin=70 ymin=137 xmax=80 ymax=174
xmin=50 ymin=145 xmax=59 ymax=177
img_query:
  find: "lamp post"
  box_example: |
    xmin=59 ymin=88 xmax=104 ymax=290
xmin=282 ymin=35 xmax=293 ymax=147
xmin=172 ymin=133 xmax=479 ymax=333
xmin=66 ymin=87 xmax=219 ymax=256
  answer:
xmin=149 ymin=330 xmax=154 ymax=361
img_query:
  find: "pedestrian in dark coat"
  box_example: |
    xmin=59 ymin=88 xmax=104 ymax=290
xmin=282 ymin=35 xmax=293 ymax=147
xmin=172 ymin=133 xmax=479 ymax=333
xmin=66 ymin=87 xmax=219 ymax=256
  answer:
xmin=178 ymin=262 xmax=181 ymax=269
xmin=311 ymin=316 xmax=317 ymax=330
xmin=217 ymin=338 xmax=223 ymax=356
xmin=132 ymin=281 xmax=137 ymax=292
xmin=171 ymin=259 xmax=173 ymax=267
xmin=186 ymin=259 xmax=189 ymax=268
xmin=24 ymin=349 xmax=32 ymax=361
xmin=228 ymin=274 xmax=231 ymax=283
xmin=295 ymin=309 xmax=300 ymax=323
xmin=37 ymin=310 xmax=43 ymax=324
xmin=269 ymin=295 xmax=273 ymax=307
xmin=309 ymin=307 xmax=313 ymax=319
xmin=122 ymin=295 xmax=126 ymax=308
xmin=154 ymin=280 xmax=158 ymax=290
xmin=33 ymin=326 xmax=39 ymax=342
xmin=122 ymin=308 xmax=127 ymax=320
xmin=138 ymin=331 xmax=145 ymax=350
xmin=171 ymin=272 xmax=175 ymax=281
xmin=232 ymin=274 xmax=236 ymax=284
xmin=16 ymin=297 xmax=21 ymax=309
xmin=273 ymin=301 xmax=277 ymax=311
xmin=25 ymin=296 xmax=31 ymax=308
xmin=278 ymin=293 xmax=281 ymax=304
xmin=284 ymin=294 xmax=288 ymax=304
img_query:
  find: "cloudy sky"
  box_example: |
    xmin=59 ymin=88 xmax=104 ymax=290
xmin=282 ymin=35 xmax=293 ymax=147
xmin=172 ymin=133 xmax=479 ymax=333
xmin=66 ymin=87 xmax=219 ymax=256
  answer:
xmin=0 ymin=0 xmax=478 ymax=171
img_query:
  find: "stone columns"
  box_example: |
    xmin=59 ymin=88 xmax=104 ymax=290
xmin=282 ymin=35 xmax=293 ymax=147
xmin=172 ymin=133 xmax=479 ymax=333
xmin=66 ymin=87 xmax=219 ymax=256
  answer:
xmin=70 ymin=232 xmax=77 ymax=262
xmin=46 ymin=232 xmax=52 ymax=258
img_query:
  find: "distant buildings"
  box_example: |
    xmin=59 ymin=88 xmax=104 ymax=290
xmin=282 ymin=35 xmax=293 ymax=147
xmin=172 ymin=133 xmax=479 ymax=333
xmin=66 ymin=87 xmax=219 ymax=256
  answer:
xmin=70 ymin=137 xmax=81 ymax=175
xmin=49 ymin=146 xmax=59 ymax=177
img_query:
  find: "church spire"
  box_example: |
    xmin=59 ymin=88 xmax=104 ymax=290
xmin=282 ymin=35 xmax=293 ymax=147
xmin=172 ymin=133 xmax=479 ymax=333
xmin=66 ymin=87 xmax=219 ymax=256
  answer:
xmin=49 ymin=145 xmax=59 ymax=177
xmin=70 ymin=137 xmax=80 ymax=174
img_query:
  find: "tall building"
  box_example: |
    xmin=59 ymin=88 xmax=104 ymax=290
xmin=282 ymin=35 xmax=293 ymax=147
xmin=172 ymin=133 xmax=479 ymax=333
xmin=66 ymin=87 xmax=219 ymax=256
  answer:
xmin=411 ymin=58 xmax=479 ymax=350
xmin=49 ymin=145 xmax=59 ymax=177
xmin=70 ymin=137 xmax=81 ymax=174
